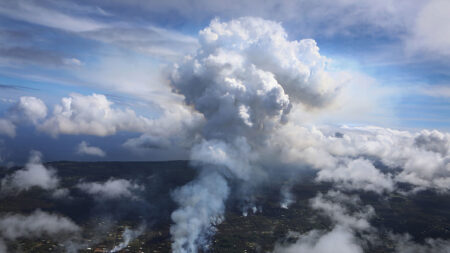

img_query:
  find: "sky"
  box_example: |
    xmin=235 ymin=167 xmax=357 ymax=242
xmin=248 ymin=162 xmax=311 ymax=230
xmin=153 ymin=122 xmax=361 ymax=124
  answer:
xmin=1 ymin=2 xmax=450 ymax=253
xmin=0 ymin=0 xmax=449 ymax=163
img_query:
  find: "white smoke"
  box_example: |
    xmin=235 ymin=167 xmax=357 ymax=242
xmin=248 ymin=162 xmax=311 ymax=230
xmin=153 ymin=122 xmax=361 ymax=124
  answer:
xmin=169 ymin=16 xmax=343 ymax=252
xmin=109 ymin=225 xmax=145 ymax=253
xmin=170 ymin=171 xmax=229 ymax=252
xmin=280 ymin=184 xmax=295 ymax=209
xmin=274 ymin=190 xmax=372 ymax=253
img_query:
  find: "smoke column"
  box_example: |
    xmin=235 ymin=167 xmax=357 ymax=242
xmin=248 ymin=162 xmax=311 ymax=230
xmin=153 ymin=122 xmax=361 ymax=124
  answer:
xmin=109 ymin=225 xmax=145 ymax=253
xmin=169 ymin=17 xmax=341 ymax=252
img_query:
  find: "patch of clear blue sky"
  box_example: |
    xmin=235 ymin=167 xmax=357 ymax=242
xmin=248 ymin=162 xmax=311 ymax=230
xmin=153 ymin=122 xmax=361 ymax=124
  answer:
xmin=315 ymin=31 xmax=450 ymax=131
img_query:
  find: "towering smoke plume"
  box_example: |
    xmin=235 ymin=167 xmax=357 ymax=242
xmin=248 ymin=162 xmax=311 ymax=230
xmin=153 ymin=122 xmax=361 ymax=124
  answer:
xmin=169 ymin=17 xmax=342 ymax=252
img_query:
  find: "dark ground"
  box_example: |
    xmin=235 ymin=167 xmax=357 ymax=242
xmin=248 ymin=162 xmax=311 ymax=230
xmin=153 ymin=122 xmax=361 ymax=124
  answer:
xmin=0 ymin=161 xmax=449 ymax=252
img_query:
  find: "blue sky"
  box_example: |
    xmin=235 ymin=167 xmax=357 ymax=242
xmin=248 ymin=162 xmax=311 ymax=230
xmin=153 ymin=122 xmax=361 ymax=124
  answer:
xmin=0 ymin=0 xmax=449 ymax=163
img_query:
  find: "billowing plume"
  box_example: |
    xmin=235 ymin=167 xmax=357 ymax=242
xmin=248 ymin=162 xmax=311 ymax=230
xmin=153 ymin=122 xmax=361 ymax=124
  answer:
xmin=169 ymin=17 xmax=342 ymax=252
xmin=171 ymin=17 xmax=341 ymax=143
xmin=110 ymin=225 xmax=145 ymax=253
xmin=170 ymin=171 xmax=229 ymax=252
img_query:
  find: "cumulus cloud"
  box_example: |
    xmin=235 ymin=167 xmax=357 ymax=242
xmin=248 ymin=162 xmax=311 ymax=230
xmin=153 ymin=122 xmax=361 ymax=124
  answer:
xmin=0 ymin=119 xmax=15 ymax=137
xmin=76 ymin=141 xmax=106 ymax=157
xmin=270 ymin=124 xmax=450 ymax=193
xmin=1 ymin=151 xmax=60 ymax=193
xmin=39 ymin=93 xmax=151 ymax=137
xmin=76 ymin=178 xmax=144 ymax=200
xmin=414 ymin=129 xmax=449 ymax=156
xmin=38 ymin=93 xmax=202 ymax=148
xmin=0 ymin=96 xmax=47 ymax=138
xmin=9 ymin=96 xmax=47 ymax=124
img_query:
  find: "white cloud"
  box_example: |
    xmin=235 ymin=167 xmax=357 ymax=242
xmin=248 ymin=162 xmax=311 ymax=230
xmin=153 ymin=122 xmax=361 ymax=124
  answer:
xmin=393 ymin=234 xmax=450 ymax=253
xmin=270 ymin=124 xmax=450 ymax=193
xmin=316 ymin=158 xmax=394 ymax=194
xmin=1 ymin=151 xmax=60 ymax=193
xmin=0 ymin=210 xmax=80 ymax=240
xmin=419 ymin=85 xmax=450 ymax=98
xmin=0 ymin=96 xmax=47 ymax=138
xmin=9 ymin=96 xmax=47 ymax=124
xmin=0 ymin=0 xmax=104 ymax=32
xmin=407 ymin=0 xmax=450 ymax=57
xmin=39 ymin=93 xmax=202 ymax=141
xmin=63 ymin=57 xmax=83 ymax=66
xmin=76 ymin=141 xmax=106 ymax=157
xmin=81 ymin=26 xmax=198 ymax=61
xmin=76 ymin=178 xmax=144 ymax=200
xmin=39 ymin=93 xmax=151 ymax=136
xmin=273 ymin=226 xmax=363 ymax=253
xmin=0 ymin=119 xmax=15 ymax=137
